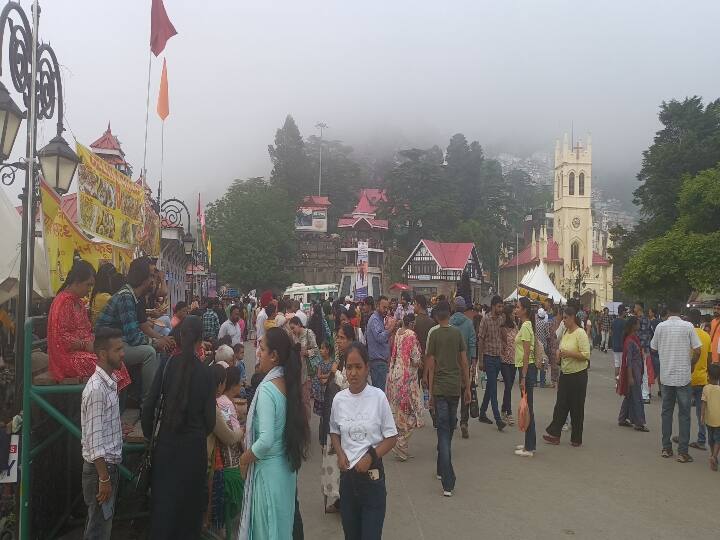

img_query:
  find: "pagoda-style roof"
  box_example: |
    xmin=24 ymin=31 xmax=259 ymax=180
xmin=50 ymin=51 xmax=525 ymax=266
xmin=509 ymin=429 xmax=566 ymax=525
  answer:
xmin=90 ymin=123 xmax=125 ymax=155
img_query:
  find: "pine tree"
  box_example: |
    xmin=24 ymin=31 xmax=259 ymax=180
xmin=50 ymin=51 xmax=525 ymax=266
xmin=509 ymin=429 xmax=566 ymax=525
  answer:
xmin=268 ymin=115 xmax=314 ymax=202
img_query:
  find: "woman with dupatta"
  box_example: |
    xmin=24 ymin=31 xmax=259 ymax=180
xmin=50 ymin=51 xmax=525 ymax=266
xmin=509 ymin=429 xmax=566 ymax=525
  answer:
xmin=617 ymin=316 xmax=648 ymax=431
xmin=386 ymin=313 xmax=424 ymax=461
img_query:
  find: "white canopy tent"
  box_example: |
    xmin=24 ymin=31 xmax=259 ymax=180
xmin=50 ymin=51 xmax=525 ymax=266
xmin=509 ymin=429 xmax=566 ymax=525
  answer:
xmin=504 ymin=260 xmax=567 ymax=305
xmin=0 ymin=187 xmax=50 ymax=306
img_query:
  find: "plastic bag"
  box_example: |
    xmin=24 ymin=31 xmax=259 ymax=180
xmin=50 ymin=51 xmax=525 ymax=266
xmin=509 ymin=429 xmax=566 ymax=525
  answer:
xmin=517 ymin=389 xmax=530 ymax=432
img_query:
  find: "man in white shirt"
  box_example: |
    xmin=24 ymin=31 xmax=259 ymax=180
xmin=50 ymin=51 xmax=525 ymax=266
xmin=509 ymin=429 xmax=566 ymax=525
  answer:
xmin=292 ymin=300 xmax=308 ymax=327
xmin=255 ymin=305 xmax=268 ymax=367
xmin=218 ymin=305 xmax=244 ymax=346
xmin=650 ymin=302 xmax=702 ymax=462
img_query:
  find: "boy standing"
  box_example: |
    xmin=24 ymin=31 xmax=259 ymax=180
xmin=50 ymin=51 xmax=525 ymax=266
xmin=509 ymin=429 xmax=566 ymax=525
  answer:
xmin=702 ymin=363 xmax=720 ymax=471
xmin=426 ymin=301 xmax=471 ymax=497
xmin=81 ymin=327 xmax=125 ymax=540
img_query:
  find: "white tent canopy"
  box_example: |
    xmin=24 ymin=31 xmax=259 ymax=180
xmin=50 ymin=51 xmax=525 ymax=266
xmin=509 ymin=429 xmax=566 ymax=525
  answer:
xmin=0 ymin=187 xmax=50 ymax=306
xmin=505 ymin=260 xmax=567 ymax=304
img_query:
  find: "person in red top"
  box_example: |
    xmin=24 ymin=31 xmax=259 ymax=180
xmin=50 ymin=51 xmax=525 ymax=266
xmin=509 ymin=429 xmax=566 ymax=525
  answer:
xmin=47 ymin=259 xmax=130 ymax=389
xmin=710 ymin=302 xmax=720 ymax=364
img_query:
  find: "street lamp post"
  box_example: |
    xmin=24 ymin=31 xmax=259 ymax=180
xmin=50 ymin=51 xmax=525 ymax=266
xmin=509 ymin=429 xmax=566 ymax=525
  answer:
xmin=160 ymin=198 xmax=197 ymax=302
xmin=0 ymin=1 xmax=79 ymax=405
xmin=315 ymin=122 xmax=327 ymax=196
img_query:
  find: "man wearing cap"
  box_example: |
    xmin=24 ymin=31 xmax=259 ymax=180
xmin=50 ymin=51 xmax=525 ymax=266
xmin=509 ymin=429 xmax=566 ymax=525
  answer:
xmin=450 ymin=296 xmax=478 ymax=438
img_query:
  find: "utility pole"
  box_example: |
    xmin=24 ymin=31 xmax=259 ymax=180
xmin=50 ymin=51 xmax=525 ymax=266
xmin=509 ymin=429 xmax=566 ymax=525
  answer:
xmin=316 ymin=122 xmax=328 ymax=196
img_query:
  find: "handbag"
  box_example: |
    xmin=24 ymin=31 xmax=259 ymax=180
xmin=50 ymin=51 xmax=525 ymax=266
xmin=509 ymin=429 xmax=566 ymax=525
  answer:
xmin=469 ymin=380 xmax=479 ymax=418
xmin=517 ymin=388 xmax=530 ymax=432
xmin=134 ymin=358 xmax=171 ymax=494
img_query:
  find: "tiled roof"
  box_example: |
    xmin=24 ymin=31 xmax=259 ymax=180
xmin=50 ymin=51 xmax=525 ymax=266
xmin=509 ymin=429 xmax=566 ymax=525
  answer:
xmin=301 ymin=195 xmax=331 ymax=209
xmin=16 ymin=192 xmax=78 ymax=224
xmin=337 ymin=216 xmax=388 ymax=229
xmin=90 ymin=123 xmax=124 ymax=153
xmin=422 ymin=240 xmax=475 ymax=270
xmin=352 ymin=188 xmax=386 ymax=215
xmin=500 ymin=237 xmax=610 ymax=269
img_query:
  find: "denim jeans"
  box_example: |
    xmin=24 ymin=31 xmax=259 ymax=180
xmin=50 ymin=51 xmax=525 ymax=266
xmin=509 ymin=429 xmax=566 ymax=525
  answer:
xmin=435 ymin=395 xmax=459 ymax=492
xmin=619 ymin=383 xmax=646 ymax=427
xmin=500 ymin=363 xmax=517 ymax=415
xmin=82 ymin=461 xmax=118 ymax=540
xmin=524 ymin=364 xmax=537 ymax=452
xmin=369 ymin=361 xmax=388 ymax=393
xmin=340 ymin=467 xmax=386 ymax=540
xmin=480 ymin=355 xmax=502 ymax=423
xmin=123 ymin=343 xmax=158 ymax=410
xmin=692 ymin=385 xmax=707 ymax=445
xmin=601 ymin=330 xmax=610 ymax=350
xmin=661 ymin=384 xmax=691 ymax=454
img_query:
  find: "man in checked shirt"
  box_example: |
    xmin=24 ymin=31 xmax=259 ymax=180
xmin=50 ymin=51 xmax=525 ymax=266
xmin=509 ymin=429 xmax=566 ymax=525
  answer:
xmin=81 ymin=327 xmax=125 ymax=540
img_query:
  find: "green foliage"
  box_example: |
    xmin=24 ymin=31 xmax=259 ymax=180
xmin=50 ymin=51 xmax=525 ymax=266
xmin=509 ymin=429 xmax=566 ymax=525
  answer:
xmin=205 ymin=177 xmax=296 ymax=291
xmin=268 ymin=115 xmax=314 ymax=202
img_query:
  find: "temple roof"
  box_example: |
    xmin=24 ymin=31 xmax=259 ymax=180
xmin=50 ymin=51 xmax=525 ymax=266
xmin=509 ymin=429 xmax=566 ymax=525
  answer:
xmin=90 ymin=123 xmax=125 ymax=155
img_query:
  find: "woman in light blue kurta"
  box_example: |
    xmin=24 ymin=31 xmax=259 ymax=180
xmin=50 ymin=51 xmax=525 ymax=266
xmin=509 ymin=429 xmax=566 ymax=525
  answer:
xmin=239 ymin=327 xmax=310 ymax=540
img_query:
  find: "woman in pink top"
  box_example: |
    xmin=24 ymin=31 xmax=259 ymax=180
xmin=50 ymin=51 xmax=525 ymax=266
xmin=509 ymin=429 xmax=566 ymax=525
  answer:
xmin=500 ymin=304 xmax=518 ymax=426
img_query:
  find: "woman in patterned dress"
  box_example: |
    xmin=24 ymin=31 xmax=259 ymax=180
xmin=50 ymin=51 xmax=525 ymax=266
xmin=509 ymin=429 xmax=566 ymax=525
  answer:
xmin=386 ymin=314 xmax=424 ymax=461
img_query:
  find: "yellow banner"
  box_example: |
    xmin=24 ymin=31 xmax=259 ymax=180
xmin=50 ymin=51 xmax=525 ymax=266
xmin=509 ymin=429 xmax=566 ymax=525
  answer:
xmin=40 ymin=181 xmax=133 ymax=294
xmin=76 ymin=143 xmax=145 ymax=248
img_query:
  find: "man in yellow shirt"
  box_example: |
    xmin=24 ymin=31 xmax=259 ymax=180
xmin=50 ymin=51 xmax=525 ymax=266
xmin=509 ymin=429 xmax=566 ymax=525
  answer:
xmin=689 ymin=309 xmax=711 ymax=450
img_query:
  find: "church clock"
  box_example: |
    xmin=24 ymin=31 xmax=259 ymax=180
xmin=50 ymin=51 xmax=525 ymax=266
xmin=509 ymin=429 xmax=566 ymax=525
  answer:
xmin=572 ymin=217 xmax=581 ymax=229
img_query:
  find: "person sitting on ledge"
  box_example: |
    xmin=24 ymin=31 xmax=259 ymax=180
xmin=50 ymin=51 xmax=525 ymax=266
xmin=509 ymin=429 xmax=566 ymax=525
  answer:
xmin=47 ymin=259 xmax=130 ymax=389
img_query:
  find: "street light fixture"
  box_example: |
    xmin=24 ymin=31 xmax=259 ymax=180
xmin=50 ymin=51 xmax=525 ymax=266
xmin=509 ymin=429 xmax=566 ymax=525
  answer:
xmin=183 ymin=231 xmax=195 ymax=256
xmin=0 ymin=81 xmax=23 ymax=161
xmin=37 ymin=134 xmax=80 ymax=195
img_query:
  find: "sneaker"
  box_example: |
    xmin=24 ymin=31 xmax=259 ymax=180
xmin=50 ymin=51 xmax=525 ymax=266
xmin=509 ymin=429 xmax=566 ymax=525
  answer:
xmin=478 ymin=415 xmax=493 ymax=425
xmin=514 ymin=449 xmax=534 ymax=457
xmin=543 ymin=434 xmax=560 ymax=445
xmin=515 ymin=444 xmax=526 ymax=450
xmin=562 ymin=423 xmax=569 ymax=432
xmin=436 ymin=474 xmax=442 ymax=480
xmin=505 ymin=414 xmax=515 ymax=426
xmin=443 ymin=490 xmax=453 ymax=497
xmin=461 ymin=424 xmax=469 ymax=439
xmin=497 ymin=420 xmax=507 ymax=432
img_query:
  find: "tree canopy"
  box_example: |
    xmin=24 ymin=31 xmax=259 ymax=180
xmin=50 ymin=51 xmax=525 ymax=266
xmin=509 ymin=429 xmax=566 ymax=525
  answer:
xmin=205 ymin=177 xmax=296 ymax=290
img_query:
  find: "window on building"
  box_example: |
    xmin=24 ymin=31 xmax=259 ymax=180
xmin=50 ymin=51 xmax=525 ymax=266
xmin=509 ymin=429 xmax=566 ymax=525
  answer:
xmin=571 ymin=242 xmax=580 ymax=269
xmin=569 ymin=172 xmax=575 ymax=195
xmin=579 ymin=172 xmax=585 ymax=195
xmin=371 ymin=276 xmax=381 ymax=300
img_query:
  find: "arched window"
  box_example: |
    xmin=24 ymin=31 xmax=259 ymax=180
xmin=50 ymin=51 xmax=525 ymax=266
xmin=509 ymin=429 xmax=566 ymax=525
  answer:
xmin=579 ymin=172 xmax=585 ymax=195
xmin=556 ymin=174 xmax=561 ymax=198
xmin=571 ymin=242 xmax=580 ymax=269
xmin=569 ymin=172 xmax=575 ymax=195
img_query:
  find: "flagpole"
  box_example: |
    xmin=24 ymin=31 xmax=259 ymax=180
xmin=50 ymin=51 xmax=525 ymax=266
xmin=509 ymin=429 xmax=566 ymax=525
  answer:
xmin=159 ymin=120 xmax=164 ymax=203
xmin=516 ymin=233 xmax=519 ymax=292
xmin=142 ymin=50 xmax=152 ymax=179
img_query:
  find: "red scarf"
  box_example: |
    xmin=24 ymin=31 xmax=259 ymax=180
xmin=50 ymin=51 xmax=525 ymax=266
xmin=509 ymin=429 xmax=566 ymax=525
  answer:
xmin=617 ymin=334 xmax=641 ymax=396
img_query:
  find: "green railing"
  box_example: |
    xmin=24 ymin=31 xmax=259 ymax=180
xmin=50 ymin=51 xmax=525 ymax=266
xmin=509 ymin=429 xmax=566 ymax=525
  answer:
xmin=19 ymin=318 xmax=145 ymax=539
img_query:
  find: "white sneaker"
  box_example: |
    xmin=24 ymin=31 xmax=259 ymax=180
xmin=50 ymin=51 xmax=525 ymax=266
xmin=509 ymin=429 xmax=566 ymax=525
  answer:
xmin=506 ymin=414 xmax=515 ymax=426
xmin=514 ymin=449 xmax=534 ymax=457
xmin=443 ymin=490 xmax=453 ymax=497
xmin=436 ymin=474 xmax=442 ymax=480
xmin=562 ymin=423 xmax=569 ymax=432
xmin=515 ymin=444 xmax=525 ymax=450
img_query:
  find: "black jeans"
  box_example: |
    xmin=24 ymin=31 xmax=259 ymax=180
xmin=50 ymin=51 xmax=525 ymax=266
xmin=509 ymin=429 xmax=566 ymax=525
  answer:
xmin=500 ymin=363 xmax=517 ymax=415
xmin=546 ymin=369 xmax=588 ymax=444
xmin=340 ymin=465 xmax=386 ymax=540
xmin=435 ymin=395 xmax=459 ymax=492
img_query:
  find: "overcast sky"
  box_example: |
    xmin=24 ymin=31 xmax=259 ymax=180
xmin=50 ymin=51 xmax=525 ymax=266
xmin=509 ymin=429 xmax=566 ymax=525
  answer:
xmin=10 ymin=0 xmax=720 ymax=208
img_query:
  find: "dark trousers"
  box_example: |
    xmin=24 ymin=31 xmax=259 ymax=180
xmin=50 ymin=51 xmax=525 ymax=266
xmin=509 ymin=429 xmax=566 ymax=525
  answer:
xmin=82 ymin=461 xmax=118 ymax=540
xmin=524 ymin=364 xmax=537 ymax=451
xmin=619 ymin=383 xmax=646 ymax=427
xmin=480 ymin=355 xmax=502 ymax=422
xmin=293 ymin=493 xmax=304 ymax=539
xmin=340 ymin=466 xmax=386 ymax=540
xmin=546 ymin=369 xmax=588 ymax=444
xmin=500 ymin=363 xmax=517 ymax=415
xmin=435 ymin=395 xmax=459 ymax=492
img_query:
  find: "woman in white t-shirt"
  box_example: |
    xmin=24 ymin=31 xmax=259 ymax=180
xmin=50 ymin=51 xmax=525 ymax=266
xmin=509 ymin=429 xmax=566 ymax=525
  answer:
xmin=330 ymin=343 xmax=398 ymax=539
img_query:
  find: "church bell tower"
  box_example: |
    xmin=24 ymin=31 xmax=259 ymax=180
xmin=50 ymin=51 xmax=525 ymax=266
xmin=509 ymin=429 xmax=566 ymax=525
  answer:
xmin=553 ymin=133 xmax=593 ymax=273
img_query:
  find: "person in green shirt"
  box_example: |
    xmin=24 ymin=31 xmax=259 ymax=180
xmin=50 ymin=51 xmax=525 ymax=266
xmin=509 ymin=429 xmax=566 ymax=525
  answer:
xmin=544 ymin=306 xmax=591 ymax=447
xmin=426 ymin=301 xmax=470 ymax=497
xmin=514 ymin=297 xmax=538 ymax=457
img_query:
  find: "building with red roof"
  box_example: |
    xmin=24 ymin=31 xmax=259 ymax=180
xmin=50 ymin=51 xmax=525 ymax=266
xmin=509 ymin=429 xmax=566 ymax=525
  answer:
xmin=401 ymin=239 xmax=484 ymax=301
xmin=90 ymin=123 xmax=133 ymax=177
xmin=499 ymin=135 xmax=614 ymax=308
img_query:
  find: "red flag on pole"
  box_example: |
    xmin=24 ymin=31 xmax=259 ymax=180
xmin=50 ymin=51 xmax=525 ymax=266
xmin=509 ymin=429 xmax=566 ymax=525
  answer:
xmin=156 ymin=58 xmax=169 ymax=120
xmin=150 ymin=0 xmax=178 ymax=56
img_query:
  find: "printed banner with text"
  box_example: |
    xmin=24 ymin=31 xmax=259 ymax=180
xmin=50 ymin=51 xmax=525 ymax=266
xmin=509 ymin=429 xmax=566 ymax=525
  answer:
xmin=41 ymin=181 xmax=133 ymax=294
xmin=76 ymin=143 xmax=145 ymax=248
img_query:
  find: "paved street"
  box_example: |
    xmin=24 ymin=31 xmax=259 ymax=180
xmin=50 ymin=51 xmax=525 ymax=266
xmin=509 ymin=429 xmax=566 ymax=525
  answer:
xmin=293 ymin=349 xmax=717 ymax=540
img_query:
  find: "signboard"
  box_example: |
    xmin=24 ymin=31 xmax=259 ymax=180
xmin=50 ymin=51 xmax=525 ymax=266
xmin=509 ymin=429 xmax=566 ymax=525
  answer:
xmin=295 ymin=207 xmax=327 ymax=233
xmin=0 ymin=435 xmax=19 ymax=483
xmin=76 ymin=144 xmax=145 ymax=248
xmin=40 ymin=181 xmax=133 ymax=293
xmin=355 ymin=241 xmax=369 ymax=300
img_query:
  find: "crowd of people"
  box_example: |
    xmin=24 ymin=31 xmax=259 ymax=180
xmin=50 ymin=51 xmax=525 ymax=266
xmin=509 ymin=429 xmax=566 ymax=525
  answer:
xmin=44 ymin=256 xmax=720 ymax=539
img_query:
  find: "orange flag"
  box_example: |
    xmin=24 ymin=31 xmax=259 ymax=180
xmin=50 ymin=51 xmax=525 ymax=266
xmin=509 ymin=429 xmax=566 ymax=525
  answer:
xmin=157 ymin=58 xmax=169 ymax=121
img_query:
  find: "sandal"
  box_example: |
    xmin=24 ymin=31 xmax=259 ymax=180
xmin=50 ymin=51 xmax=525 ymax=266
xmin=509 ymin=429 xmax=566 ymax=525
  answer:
xmin=634 ymin=425 xmax=649 ymax=432
xmin=661 ymin=448 xmax=673 ymax=458
xmin=676 ymin=453 xmax=694 ymax=463
xmin=689 ymin=442 xmax=706 ymax=450
xmin=710 ymin=457 xmax=718 ymax=472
